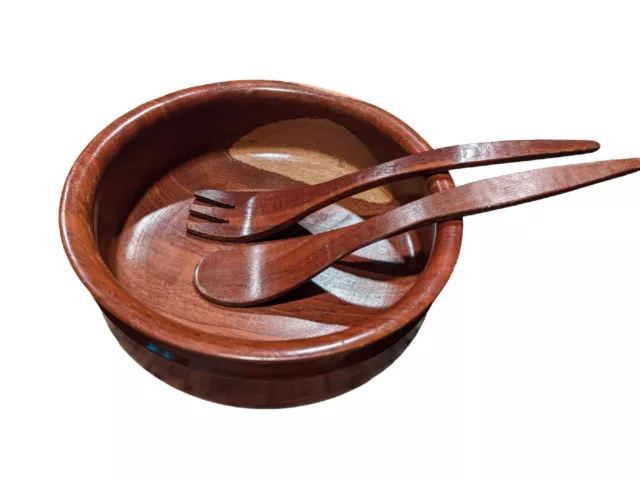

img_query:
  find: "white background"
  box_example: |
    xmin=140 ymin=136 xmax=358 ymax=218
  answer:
xmin=2 ymin=1 xmax=639 ymax=481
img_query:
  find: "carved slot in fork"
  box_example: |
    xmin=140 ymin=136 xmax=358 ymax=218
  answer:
xmin=194 ymin=190 xmax=236 ymax=208
xmin=190 ymin=203 xmax=230 ymax=223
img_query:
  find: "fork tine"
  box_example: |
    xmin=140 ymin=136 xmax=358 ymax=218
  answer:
xmin=194 ymin=189 xmax=236 ymax=208
xmin=189 ymin=203 xmax=230 ymax=223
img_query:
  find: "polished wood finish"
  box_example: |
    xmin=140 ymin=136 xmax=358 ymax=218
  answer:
xmin=189 ymin=140 xmax=600 ymax=241
xmin=59 ymin=81 xmax=463 ymax=407
xmin=195 ymin=158 xmax=640 ymax=307
xmin=106 ymin=313 xmax=423 ymax=408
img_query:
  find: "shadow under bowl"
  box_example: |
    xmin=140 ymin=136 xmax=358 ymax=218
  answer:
xmin=60 ymin=80 xmax=463 ymax=408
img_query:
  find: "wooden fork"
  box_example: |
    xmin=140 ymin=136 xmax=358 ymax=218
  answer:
xmin=194 ymin=158 xmax=640 ymax=307
xmin=187 ymin=140 xmax=599 ymax=241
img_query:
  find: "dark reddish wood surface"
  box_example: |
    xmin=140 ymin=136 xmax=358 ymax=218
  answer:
xmin=59 ymin=81 xmax=464 ymax=406
xmin=106 ymin=313 xmax=424 ymax=408
xmin=189 ymin=140 xmax=600 ymax=241
xmin=196 ymin=158 xmax=640 ymax=307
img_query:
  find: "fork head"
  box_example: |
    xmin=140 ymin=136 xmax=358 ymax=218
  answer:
xmin=188 ymin=188 xmax=260 ymax=240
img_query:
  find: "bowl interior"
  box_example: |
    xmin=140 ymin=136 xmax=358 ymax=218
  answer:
xmin=93 ymin=87 xmax=439 ymax=342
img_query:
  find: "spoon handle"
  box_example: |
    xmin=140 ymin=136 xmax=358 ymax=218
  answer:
xmin=330 ymin=158 xmax=640 ymax=259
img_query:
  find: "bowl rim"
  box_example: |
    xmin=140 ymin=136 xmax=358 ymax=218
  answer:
xmin=59 ymin=80 xmax=463 ymax=370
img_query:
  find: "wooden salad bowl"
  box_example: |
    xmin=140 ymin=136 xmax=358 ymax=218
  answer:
xmin=59 ymin=80 xmax=463 ymax=408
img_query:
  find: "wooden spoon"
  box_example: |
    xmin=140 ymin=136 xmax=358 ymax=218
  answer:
xmin=194 ymin=158 xmax=640 ymax=307
xmin=188 ymin=140 xmax=599 ymax=241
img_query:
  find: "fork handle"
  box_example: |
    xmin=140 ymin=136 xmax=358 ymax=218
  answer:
xmin=275 ymin=140 xmax=599 ymax=211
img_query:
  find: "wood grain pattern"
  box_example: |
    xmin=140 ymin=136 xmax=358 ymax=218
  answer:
xmin=189 ymin=139 xmax=600 ymax=241
xmin=59 ymin=80 xmax=463 ymax=407
xmin=227 ymin=118 xmax=397 ymax=204
xmin=195 ymin=158 xmax=640 ymax=307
